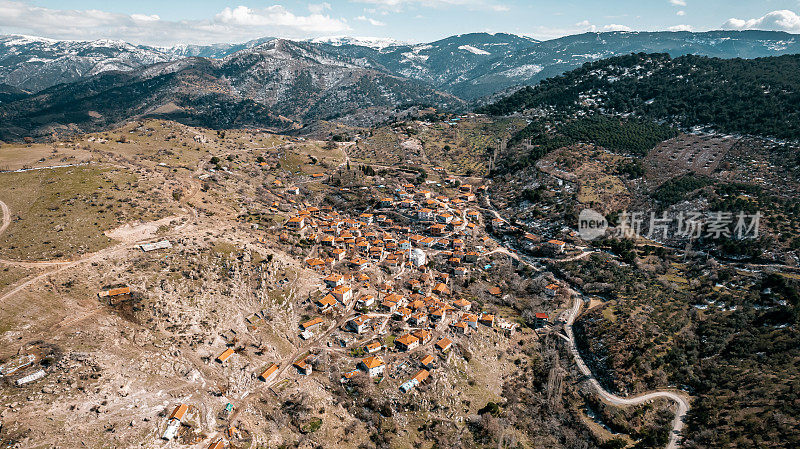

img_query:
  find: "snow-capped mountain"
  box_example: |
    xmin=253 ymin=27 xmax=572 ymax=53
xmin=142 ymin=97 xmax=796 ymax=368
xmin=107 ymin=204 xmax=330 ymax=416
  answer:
xmin=447 ymin=30 xmax=800 ymax=99
xmin=306 ymin=36 xmax=406 ymax=50
xmin=0 ymin=39 xmax=462 ymax=140
xmin=3 ymin=29 xmax=800 ymax=140
xmin=5 ymin=30 xmax=799 ymax=100
xmin=0 ymin=35 xmax=175 ymax=92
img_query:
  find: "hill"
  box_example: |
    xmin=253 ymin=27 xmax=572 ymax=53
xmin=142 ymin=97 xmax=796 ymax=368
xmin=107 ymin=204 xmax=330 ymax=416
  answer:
xmin=480 ymin=52 xmax=800 ymax=140
xmin=0 ymin=40 xmax=462 ymax=140
xmin=3 ymin=31 xmax=800 ymax=100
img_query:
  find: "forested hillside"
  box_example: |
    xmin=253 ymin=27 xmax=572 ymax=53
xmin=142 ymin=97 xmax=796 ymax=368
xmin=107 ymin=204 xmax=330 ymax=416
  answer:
xmin=480 ymin=53 xmax=800 ymax=140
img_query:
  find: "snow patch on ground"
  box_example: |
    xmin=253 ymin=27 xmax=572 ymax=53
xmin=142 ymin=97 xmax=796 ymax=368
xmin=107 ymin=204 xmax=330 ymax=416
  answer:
xmin=501 ymin=64 xmax=544 ymax=77
xmin=458 ymin=45 xmax=491 ymax=55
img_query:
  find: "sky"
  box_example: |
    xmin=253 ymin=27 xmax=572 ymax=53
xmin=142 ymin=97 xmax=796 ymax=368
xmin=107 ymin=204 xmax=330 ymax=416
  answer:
xmin=1 ymin=0 xmax=799 ymax=46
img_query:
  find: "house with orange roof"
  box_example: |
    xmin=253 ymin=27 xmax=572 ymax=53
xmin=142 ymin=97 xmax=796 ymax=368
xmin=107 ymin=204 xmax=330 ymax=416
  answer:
xmin=359 ymin=356 xmax=385 ymax=377
xmin=394 ymin=307 xmax=413 ymax=322
xmin=294 ymin=356 xmax=313 ymax=375
xmin=259 ymin=363 xmax=279 ymax=383
xmin=216 ymin=347 xmax=235 ymax=364
xmin=418 ymin=208 xmax=435 ymax=221
xmin=489 ymin=286 xmax=502 ymax=297
xmin=331 ymin=285 xmax=353 ymax=304
xmin=285 ymin=216 xmax=306 ymax=229
xmin=341 ymin=369 xmax=359 ymax=382
xmin=380 ymin=299 xmax=399 ymax=313
xmin=315 ymin=294 xmax=337 ymax=312
xmin=169 ymin=403 xmax=188 ymax=421
xmin=400 ymin=369 xmax=430 ymax=393
xmin=435 ymin=213 xmax=453 ymax=224
xmin=435 ymin=337 xmax=452 ymax=352
xmin=97 ymin=286 xmax=131 ymax=298
xmin=384 ymin=293 xmax=403 ymax=304
xmin=365 ymin=341 xmax=383 ymax=354
xmin=331 ymin=248 xmax=346 ymax=261
xmin=462 ymin=313 xmax=479 ymax=329
xmin=324 ymin=274 xmax=345 ymax=289
xmin=395 ymin=333 xmax=420 ymax=351
xmin=162 ymin=403 xmax=188 ymax=440
xmin=420 ymin=355 xmax=435 ymax=370
xmin=433 ymin=283 xmax=450 ymax=296
xmin=412 ymin=329 xmax=432 ymax=345
xmin=430 ymin=308 xmax=447 ymax=322
xmin=451 ymin=321 xmax=469 ymax=334
xmin=347 ymin=315 xmax=372 ymax=334
xmin=420 ymin=236 xmax=436 ymax=247
xmin=350 ymin=258 xmax=370 ymax=270
xmin=545 ymin=239 xmax=566 ymax=254
xmin=545 ymin=283 xmax=560 ymax=297
xmin=479 ymin=313 xmax=496 ymax=327
xmin=305 ymin=258 xmax=325 ymax=271
xmin=300 ymin=317 xmax=324 ymax=331
xmin=453 ymin=298 xmax=472 ymax=311
xmin=430 ymin=223 xmax=446 ymax=235
xmin=410 ymin=312 xmax=428 ymax=326
xmin=356 ymin=294 xmax=375 ymax=309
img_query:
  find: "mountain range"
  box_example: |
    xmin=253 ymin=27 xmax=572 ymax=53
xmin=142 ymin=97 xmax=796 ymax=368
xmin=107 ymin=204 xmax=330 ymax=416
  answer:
xmin=1 ymin=30 xmax=799 ymax=139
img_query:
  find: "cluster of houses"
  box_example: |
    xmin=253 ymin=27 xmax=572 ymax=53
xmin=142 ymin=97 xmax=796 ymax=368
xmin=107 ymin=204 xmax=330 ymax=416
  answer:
xmin=253 ymin=172 xmax=565 ymax=398
xmin=287 ymin=180 xmax=489 ymax=276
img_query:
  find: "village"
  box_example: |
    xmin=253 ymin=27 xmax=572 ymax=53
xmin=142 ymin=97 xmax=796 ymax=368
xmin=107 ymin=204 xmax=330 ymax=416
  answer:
xmin=0 ymin=119 xmax=586 ymax=449
xmin=152 ymin=157 xmax=577 ymax=447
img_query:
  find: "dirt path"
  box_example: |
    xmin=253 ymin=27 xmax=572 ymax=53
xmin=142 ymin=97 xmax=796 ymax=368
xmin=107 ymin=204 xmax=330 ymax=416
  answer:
xmin=0 ymin=162 xmax=205 ymax=303
xmin=481 ymin=191 xmax=689 ymax=448
xmin=563 ymin=294 xmax=690 ymax=449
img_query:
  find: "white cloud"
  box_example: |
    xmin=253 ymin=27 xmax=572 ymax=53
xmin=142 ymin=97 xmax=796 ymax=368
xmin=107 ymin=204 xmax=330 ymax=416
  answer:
xmin=669 ymin=24 xmax=693 ymax=31
xmin=571 ymin=20 xmax=631 ymax=34
xmin=131 ymin=14 xmax=160 ymax=22
xmin=308 ymin=3 xmax=332 ymax=14
xmin=214 ymin=5 xmax=347 ymax=32
xmin=353 ymin=0 xmax=509 ymax=12
xmin=723 ymin=9 xmax=800 ymax=33
xmin=0 ymin=0 xmax=351 ymax=46
xmin=676 ymin=10 xmax=686 ymax=16
xmin=603 ymin=24 xmax=632 ymax=32
xmin=355 ymin=15 xmax=387 ymax=26
xmin=669 ymin=0 xmax=687 ymax=6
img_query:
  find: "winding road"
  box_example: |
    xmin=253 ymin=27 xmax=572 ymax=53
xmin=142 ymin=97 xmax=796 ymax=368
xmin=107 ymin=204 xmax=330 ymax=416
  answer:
xmin=564 ymin=295 xmax=690 ymax=449
xmin=478 ymin=189 xmax=690 ymax=448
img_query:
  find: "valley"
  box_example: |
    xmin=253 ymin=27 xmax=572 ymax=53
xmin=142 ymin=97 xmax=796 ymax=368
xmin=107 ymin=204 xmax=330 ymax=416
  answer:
xmin=0 ymin=22 xmax=798 ymax=449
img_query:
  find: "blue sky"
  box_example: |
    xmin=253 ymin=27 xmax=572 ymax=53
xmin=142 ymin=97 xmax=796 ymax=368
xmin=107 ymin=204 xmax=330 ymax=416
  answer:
xmin=1 ymin=0 xmax=799 ymax=45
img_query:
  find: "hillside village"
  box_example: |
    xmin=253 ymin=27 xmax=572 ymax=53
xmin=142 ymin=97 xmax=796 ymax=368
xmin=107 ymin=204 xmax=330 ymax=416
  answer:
xmin=1 ymin=105 xmax=795 ymax=449
xmin=0 ymin=118 xmax=588 ymax=449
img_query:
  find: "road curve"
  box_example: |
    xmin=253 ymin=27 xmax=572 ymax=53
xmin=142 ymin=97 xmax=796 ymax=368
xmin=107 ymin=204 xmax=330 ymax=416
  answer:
xmin=564 ymin=295 xmax=690 ymax=449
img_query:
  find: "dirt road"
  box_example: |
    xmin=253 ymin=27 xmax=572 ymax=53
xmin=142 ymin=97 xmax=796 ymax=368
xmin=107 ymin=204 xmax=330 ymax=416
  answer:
xmin=563 ymin=294 xmax=690 ymax=449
